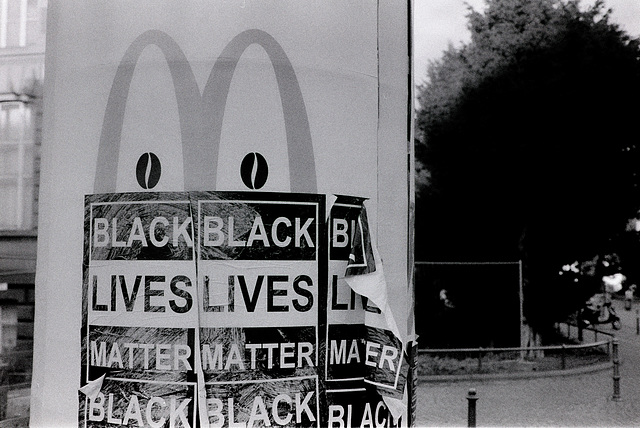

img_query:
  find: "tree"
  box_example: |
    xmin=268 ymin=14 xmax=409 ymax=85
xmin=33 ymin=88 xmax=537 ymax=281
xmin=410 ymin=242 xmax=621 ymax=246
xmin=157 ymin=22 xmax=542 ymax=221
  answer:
xmin=415 ymin=0 xmax=640 ymax=338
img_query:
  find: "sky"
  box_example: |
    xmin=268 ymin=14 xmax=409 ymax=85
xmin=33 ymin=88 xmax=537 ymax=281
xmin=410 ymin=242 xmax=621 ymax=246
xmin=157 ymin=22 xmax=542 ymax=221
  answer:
xmin=413 ymin=0 xmax=640 ymax=85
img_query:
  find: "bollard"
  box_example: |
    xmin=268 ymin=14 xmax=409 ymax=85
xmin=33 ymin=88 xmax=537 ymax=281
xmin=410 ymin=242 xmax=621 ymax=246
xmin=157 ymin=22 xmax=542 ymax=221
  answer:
xmin=560 ymin=344 xmax=566 ymax=370
xmin=612 ymin=337 xmax=621 ymax=401
xmin=477 ymin=348 xmax=483 ymax=371
xmin=578 ymin=322 xmax=583 ymax=342
xmin=467 ymin=388 xmax=478 ymax=427
xmin=636 ymin=309 xmax=639 ymax=335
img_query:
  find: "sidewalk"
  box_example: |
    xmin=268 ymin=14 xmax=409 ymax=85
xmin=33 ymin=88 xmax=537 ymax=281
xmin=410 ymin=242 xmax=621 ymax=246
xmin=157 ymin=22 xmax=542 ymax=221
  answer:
xmin=415 ymin=300 xmax=640 ymax=427
xmin=416 ymin=368 xmax=640 ymax=427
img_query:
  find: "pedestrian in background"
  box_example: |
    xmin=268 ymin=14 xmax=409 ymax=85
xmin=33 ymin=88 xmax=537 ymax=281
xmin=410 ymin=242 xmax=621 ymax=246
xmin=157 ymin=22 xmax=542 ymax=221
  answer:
xmin=625 ymin=284 xmax=636 ymax=310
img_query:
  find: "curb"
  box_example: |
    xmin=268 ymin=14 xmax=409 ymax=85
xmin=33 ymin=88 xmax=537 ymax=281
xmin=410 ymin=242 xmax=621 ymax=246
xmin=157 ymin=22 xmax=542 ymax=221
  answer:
xmin=418 ymin=361 xmax=613 ymax=383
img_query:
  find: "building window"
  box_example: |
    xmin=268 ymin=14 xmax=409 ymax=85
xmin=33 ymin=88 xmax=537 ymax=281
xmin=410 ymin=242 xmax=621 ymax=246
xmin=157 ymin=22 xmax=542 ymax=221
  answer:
xmin=0 ymin=0 xmax=39 ymax=48
xmin=0 ymin=99 xmax=34 ymax=230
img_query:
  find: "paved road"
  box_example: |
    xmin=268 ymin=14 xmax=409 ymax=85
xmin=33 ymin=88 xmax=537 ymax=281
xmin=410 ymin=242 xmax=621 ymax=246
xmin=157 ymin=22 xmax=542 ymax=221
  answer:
xmin=415 ymin=299 xmax=640 ymax=427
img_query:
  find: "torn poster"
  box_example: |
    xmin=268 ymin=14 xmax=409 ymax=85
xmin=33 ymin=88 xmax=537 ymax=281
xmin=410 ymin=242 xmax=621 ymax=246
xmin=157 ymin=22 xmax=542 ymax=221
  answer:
xmin=325 ymin=196 xmax=385 ymax=427
xmin=341 ymin=200 xmax=410 ymax=423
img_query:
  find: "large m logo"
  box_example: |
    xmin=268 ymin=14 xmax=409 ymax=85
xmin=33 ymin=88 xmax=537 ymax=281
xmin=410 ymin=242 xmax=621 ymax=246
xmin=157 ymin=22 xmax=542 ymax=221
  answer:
xmin=95 ymin=29 xmax=317 ymax=193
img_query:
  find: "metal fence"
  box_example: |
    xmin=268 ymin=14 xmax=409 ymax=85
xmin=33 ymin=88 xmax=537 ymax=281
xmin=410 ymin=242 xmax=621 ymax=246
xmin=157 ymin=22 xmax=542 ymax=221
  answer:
xmin=556 ymin=320 xmax=615 ymax=342
xmin=418 ymin=322 xmax=612 ymax=374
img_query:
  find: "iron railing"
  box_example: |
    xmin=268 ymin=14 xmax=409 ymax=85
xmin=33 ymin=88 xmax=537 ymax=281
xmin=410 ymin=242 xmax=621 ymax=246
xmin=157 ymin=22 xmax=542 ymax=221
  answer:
xmin=419 ymin=322 xmax=612 ymax=373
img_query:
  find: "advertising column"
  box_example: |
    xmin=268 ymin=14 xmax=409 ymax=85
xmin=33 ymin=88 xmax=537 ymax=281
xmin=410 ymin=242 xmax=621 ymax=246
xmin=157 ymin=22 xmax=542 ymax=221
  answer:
xmin=32 ymin=1 xmax=412 ymax=426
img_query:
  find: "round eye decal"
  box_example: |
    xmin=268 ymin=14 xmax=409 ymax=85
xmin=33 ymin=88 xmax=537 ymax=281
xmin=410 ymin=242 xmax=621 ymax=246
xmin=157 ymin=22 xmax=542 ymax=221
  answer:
xmin=241 ymin=152 xmax=268 ymax=190
xmin=136 ymin=152 xmax=161 ymax=189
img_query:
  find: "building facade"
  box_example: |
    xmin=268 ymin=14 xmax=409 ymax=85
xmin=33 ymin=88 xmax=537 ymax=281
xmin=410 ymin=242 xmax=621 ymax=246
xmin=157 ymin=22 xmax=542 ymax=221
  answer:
xmin=0 ymin=1 xmax=46 ymax=413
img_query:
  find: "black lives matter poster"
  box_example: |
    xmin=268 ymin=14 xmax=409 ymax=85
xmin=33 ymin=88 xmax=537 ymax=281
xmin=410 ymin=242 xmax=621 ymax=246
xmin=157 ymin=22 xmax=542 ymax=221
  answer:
xmin=81 ymin=193 xmax=198 ymax=427
xmin=80 ymin=192 xmax=326 ymax=427
xmin=195 ymin=192 xmax=326 ymax=428
xmin=325 ymin=196 xmax=397 ymax=428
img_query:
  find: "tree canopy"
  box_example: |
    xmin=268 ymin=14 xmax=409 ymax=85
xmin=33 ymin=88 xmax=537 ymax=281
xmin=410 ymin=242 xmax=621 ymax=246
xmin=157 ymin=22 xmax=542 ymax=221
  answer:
xmin=415 ymin=0 xmax=640 ymax=329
